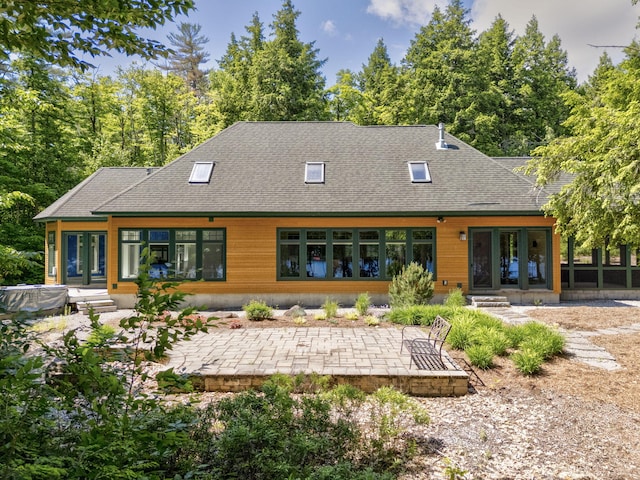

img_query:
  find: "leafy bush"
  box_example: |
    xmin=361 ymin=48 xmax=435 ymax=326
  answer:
xmin=444 ymin=288 xmax=466 ymax=307
xmin=446 ymin=311 xmax=478 ymax=350
xmin=0 ymin=248 xmax=214 ymax=479
xmin=511 ymin=347 xmax=544 ymax=375
xmin=185 ymin=382 xmax=426 ymax=479
xmin=355 ymin=292 xmax=371 ymax=316
xmin=465 ymin=344 xmax=495 ymax=369
xmin=473 ymin=326 xmax=510 ymax=356
xmin=386 ymin=304 xmax=456 ymax=325
xmin=364 ymin=315 xmax=380 ymax=326
xmin=242 ymin=299 xmax=273 ymax=321
xmin=322 ymin=297 xmax=339 ymax=319
xmin=388 ymin=262 xmax=434 ymax=308
xmin=345 ymin=311 xmax=359 ymax=321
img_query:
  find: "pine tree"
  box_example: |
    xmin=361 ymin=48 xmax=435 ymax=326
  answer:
xmin=163 ymin=23 xmax=211 ymax=96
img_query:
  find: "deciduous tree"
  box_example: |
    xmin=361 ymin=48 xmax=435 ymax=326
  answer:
xmin=0 ymin=0 xmax=195 ymax=70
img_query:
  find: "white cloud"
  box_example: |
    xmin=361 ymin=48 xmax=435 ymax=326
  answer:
xmin=470 ymin=0 xmax=639 ymax=82
xmin=366 ymin=0 xmax=442 ymax=26
xmin=321 ymin=19 xmax=338 ymax=36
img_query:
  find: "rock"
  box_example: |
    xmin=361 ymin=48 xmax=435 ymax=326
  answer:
xmin=284 ymin=305 xmax=306 ymax=318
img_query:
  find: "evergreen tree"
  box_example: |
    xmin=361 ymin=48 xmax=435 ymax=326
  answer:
xmin=523 ymin=43 xmax=640 ymax=248
xmin=461 ymin=15 xmax=517 ymax=155
xmin=401 ymin=0 xmax=477 ymax=128
xmin=247 ymin=0 xmax=328 ymax=120
xmin=509 ymin=16 xmax=576 ymax=155
xmin=354 ymin=38 xmax=401 ymax=125
xmin=163 ymin=23 xmax=211 ymax=96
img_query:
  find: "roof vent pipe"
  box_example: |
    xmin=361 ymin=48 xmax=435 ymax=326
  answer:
xmin=435 ymin=122 xmax=448 ymax=150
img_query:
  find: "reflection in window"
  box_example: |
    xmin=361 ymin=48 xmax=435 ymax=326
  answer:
xmin=527 ymin=231 xmax=547 ymax=285
xmin=47 ymin=231 xmax=56 ymax=276
xmin=277 ymin=228 xmax=434 ymax=280
xmin=500 ymin=231 xmax=519 ymax=285
xmin=202 ymin=230 xmax=224 ymax=280
xmin=119 ymin=229 xmax=225 ymax=281
xmin=333 ymin=231 xmax=353 ymax=278
xmin=175 ymin=230 xmax=197 ymax=278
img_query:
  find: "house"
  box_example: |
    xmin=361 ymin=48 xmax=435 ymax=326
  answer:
xmin=35 ymin=121 xmax=564 ymax=308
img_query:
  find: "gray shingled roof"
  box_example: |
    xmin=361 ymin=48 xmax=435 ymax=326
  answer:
xmin=53 ymin=122 xmax=555 ymax=218
xmin=34 ymin=167 xmax=157 ymax=221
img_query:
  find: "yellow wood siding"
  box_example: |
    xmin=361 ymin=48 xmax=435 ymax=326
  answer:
xmin=102 ymin=215 xmax=559 ymax=297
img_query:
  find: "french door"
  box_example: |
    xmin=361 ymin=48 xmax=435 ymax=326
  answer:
xmin=63 ymin=232 xmax=107 ymax=286
xmin=470 ymin=228 xmax=550 ymax=290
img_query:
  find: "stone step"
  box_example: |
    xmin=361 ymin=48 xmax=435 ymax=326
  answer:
xmin=468 ymin=295 xmax=511 ymax=308
xmin=77 ymin=299 xmax=117 ymax=314
xmin=468 ymin=296 xmax=509 ymax=303
xmin=472 ymin=301 xmax=511 ymax=308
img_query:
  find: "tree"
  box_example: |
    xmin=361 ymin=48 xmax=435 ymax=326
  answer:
xmin=460 ymin=15 xmax=516 ymax=155
xmin=401 ymin=0 xmax=478 ymax=127
xmin=352 ymin=38 xmax=402 ymax=125
xmin=523 ymin=45 xmax=640 ymax=249
xmin=0 ymin=1 xmax=195 ymax=71
xmin=162 ymin=22 xmax=211 ymax=96
xmin=509 ymin=17 xmax=576 ymax=155
xmin=247 ymin=0 xmax=328 ymax=120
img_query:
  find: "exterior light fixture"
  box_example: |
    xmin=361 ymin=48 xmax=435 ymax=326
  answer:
xmin=459 ymin=231 xmax=467 ymax=241
xmin=437 ymin=216 xmax=445 ymax=223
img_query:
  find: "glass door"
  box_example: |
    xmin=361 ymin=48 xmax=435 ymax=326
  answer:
xmin=471 ymin=231 xmax=493 ymax=289
xmin=500 ymin=230 xmax=520 ymax=287
xmin=63 ymin=232 xmax=107 ymax=285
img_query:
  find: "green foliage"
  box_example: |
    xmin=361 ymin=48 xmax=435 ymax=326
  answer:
xmin=473 ymin=326 xmax=510 ymax=356
xmin=199 ymin=382 xmax=359 ymax=478
xmin=388 ymin=262 xmax=434 ymax=308
xmin=242 ymin=299 xmax=273 ymax=321
xmin=0 ymin=249 xmax=213 ymax=479
xmin=444 ymin=288 xmax=466 ymax=307
xmin=322 ymin=297 xmax=339 ymax=319
xmin=0 ymin=1 xmax=196 ymax=71
xmin=386 ymin=304 xmax=456 ymax=325
xmin=511 ymin=347 xmax=544 ymax=375
xmin=364 ymin=315 xmax=381 ymax=326
xmin=355 ymin=292 xmax=371 ymax=316
xmin=391 ymin=306 xmax=567 ymax=374
xmin=523 ymin=45 xmax=640 ymax=248
xmin=447 ymin=311 xmax=478 ymax=350
xmin=465 ymin=344 xmax=495 ymax=369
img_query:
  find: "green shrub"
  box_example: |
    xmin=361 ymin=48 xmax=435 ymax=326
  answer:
xmin=473 ymin=326 xmax=510 ymax=356
xmin=444 ymin=288 xmax=466 ymax=307
xmin=511 ymin=347 xmax=544 ymax=375
xmin=322 ymin=297 xmax=339 ymax=319
xmin=242 ymin=299 xmax=273 ymax=321
xmin=520 ymin=330 xmax=565 ymax=360
xmin=364 ymin=315 xmax=380 ymax=326
xmin=465 ymin=344 xmax=494 ymax=369
xmin=386 ymin=304 xmax=456 ymax=325
xmin=447 ymin=312 xmax=478 ymax=350
xmin=388 ymin=262 xmax=434 ymax=308
xmin=354 ymin=292 xmax=371 ymax=316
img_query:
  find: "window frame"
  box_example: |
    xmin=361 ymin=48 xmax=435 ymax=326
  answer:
xmin=408 ymin=161 xmax=432 ymax=183
xmin=47 ymin=231 xmax=56 ymax=277
xmin=305 ymin=162 xmax=325 ymax=184
xmin=189 ymin=162 xmax=214 ymax=184
xmin=276 ymin=227 xmax=436 ymax=281
xmin=118 ymin=228 xmax=226 ymax=282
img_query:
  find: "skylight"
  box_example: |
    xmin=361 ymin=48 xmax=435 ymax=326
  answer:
xmin=189 ymin=162 xmax=214 ymax=184
xmin=305 ymin=162 xmax=325 ymax=183
xmin=408 ymin=162 xmax=432 ymax=183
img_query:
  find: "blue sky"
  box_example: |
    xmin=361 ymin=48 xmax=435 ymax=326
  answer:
xmin=94 ymin=0 xmax=639 ymax=84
